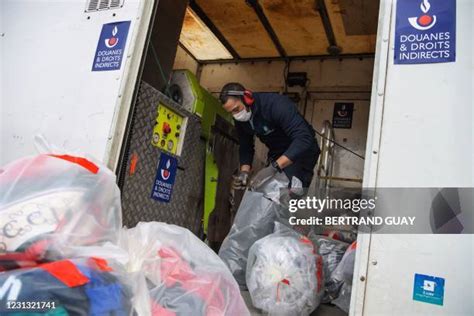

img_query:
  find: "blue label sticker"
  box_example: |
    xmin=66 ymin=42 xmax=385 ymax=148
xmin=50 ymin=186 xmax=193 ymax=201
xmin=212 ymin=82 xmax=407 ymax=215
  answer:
xmin=92 ymin=21 xmax=131 ymax=71
xmin=395 ymin=0 xmax=456 ymax=64
xmin=413 ymin=273 xmax=445 ymax=306
xmin=151 ymin=153 xmax=178 ymax=203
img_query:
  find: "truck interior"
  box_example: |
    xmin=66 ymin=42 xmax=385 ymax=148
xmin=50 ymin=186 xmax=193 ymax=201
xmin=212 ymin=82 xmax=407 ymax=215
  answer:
xmin=116 ymin=1 xmax=381 ymax=314
xmin=2 ymin=1 xmax=472 ymax=315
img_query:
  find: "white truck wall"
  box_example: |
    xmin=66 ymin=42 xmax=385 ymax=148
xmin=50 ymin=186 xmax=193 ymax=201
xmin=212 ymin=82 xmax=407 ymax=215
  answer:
xmin=354 ymin=0 xmax=474 ymax=315
xmin=0 ymin=0 xmax=152 ymax=167
xmin=197 ymin=58 xmax=374 ymax=186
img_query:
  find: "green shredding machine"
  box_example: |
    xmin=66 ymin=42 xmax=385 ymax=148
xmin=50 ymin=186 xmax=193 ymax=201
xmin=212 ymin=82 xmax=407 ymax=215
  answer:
xmin=169 ymin=70 xmax=239 ymax=245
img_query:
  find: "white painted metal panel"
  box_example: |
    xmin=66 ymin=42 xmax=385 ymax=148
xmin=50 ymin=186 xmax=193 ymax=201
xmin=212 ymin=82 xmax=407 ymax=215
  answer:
xmin=0 ymin=0 xmax=149 ymax=166
xmin=364 ymin=235 xmax=473 ymax=315
xmin=356 ymin=0 xmax=474 ymax=315
xmin=376 ymin=2 xmax=473 ymax=188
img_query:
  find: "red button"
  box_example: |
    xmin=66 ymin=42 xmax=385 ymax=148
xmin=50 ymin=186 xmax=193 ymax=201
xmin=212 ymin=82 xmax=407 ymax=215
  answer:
xmin=162 ymin=122 xmax=171 ymax=134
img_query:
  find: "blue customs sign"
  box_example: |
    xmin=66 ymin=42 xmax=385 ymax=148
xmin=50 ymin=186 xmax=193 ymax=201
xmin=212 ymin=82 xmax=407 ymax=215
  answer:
xmin=151 ymin=153 xmax=178 ymax=203
xmin=395 ymin=0 xmax=456 ymax=64
xmin=92 ymin=21 xmax=131 ymax=71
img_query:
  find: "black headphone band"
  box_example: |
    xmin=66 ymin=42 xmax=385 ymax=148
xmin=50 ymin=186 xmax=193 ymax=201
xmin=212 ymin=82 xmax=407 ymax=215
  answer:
xmin=220 ymin=90 xmax=245 ymax=104
xmin=225 ymin=90 xmax=245 ymax=97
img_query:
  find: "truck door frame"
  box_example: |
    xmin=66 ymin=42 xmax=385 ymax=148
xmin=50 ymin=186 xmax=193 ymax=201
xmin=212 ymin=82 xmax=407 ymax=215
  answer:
xmin=351 ymin=0 xmax=393 ymax=314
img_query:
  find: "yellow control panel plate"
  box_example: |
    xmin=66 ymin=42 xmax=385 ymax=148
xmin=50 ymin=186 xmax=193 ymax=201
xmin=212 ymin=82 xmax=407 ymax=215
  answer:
xmin=151 ymin=103 xmax=184 ymax=155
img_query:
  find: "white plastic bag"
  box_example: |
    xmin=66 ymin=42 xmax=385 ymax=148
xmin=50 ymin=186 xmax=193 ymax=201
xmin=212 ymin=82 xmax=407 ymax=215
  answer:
xmin=246 ymin=223 xmax=323 ymax=316
xmin=0 ymin=153 xmax=122 ymax=263
xmin=119 ymin=222 xmax=250 ymax=316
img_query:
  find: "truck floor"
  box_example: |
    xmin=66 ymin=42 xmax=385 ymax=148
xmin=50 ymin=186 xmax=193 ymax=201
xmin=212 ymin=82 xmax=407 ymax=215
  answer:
xmin=241 ymin=290 xmax=348 ymax=316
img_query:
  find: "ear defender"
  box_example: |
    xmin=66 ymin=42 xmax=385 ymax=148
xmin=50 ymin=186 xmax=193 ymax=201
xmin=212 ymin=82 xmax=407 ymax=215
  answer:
xmin=243 ymin=90 xmax=254 ymax=106
xmin=223 ymin=89 xmax=255 ymax=106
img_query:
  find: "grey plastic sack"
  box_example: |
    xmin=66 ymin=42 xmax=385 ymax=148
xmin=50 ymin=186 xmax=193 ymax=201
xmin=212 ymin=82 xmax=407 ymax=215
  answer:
xmin=330 ymin=241 xmax=357 ymax=313
xmin=218 ymin=172 xmax=289 ymax=286
xmin=308 ymin=232 xmax=349 ymax=301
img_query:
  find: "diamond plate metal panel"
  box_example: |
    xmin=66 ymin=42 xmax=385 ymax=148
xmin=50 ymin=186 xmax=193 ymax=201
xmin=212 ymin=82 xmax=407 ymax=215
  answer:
xmin=120 ymin=82 xmax=205 ymax=234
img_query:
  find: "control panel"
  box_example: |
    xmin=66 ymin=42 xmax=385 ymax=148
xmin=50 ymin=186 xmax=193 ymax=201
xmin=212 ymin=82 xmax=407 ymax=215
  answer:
xmin=151 ymin=103 xmax=185 ymax=155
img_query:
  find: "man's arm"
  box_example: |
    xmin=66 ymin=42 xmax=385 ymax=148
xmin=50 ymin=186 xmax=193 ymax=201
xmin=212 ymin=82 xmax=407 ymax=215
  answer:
xmin=271 ymin=96 xmax=315 ymax=168
xmin=235 ymin=122 xmax=255 ymax=171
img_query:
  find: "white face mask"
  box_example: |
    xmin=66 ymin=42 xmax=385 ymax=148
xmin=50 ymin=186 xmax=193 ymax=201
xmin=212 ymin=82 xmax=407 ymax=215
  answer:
xmin=233 ymin=108 xmax=252 ymax=122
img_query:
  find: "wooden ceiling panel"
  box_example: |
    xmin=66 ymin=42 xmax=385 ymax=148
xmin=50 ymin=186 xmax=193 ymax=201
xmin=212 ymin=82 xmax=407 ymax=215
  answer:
xmin=325 ymin=0 xmax=377 ymax=54
xmin=195 ymin=0 xmax=279 ymax=58
xmin=180 ymin=8 xmax=233 ymax=60
xmin=260 ymin=0 xmax=329 ymax=56
xmin=339 ymin=0 xmax=378 ymax=35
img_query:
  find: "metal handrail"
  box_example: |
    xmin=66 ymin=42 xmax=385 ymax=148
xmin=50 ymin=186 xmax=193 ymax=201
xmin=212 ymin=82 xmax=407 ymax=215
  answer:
xmin=316 ymin=120 xmax=335 ymax=189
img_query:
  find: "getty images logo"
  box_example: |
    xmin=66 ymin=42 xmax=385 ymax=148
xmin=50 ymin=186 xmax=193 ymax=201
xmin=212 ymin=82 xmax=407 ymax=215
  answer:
xmin=409 ymin=0 xmax=437 ymax=31
xmin=104 ymin=26 xmax=119 ymax=48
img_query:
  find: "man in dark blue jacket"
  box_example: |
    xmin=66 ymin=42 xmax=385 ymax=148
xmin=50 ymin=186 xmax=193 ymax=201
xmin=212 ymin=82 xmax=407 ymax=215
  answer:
xmin=220 ymin=83 xmax=320 ymax=189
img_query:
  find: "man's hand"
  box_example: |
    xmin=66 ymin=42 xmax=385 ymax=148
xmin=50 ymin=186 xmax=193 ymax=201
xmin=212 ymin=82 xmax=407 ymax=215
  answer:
xmin=276 ymin=155 xmax=292 ymax=169
xmin=232 ymin=170 xmax=250 ymax=190
xmin=250 ymin=164 xmax=281 ymax=189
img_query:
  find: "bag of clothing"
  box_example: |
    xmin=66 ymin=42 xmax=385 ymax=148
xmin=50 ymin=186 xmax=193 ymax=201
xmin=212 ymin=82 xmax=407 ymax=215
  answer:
xmin=330 ymin=241 xmax=357 ymax=313
xmin=320 ymin=230 xmax=357 ymax=244
xmin=218 ymin=172 xmax=290 ymax=287
xmin=119 ymin=222 xmax=250 ymax=316
xmin=246 ymin=223 xmax=323 ymax=316
xmin=0 ymin=153 xmax=122 ymax=267
xmin=307 ymin=232 xmax=349 ymax=302
xmin=0 ymin=257 xmax=137 ymax=315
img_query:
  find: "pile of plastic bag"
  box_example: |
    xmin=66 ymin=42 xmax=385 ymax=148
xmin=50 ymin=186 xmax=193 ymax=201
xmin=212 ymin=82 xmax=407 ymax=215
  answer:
xmin=0 ymin=153 xmax=145 ymax=314
xmin=217 ymin=167 xmax=333 ymax=315
xmin=0 ymin=152 xmax=249 ymax=315
xmin=218 ymin=167 xmax=358 ymax=315
xmin=0 ymin=146 xmax=357 ymax=315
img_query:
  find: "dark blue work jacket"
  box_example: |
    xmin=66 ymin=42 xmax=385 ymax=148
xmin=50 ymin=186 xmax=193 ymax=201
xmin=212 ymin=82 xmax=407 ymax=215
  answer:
xmin=234 ymin=92 xmax=319 ymax=168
